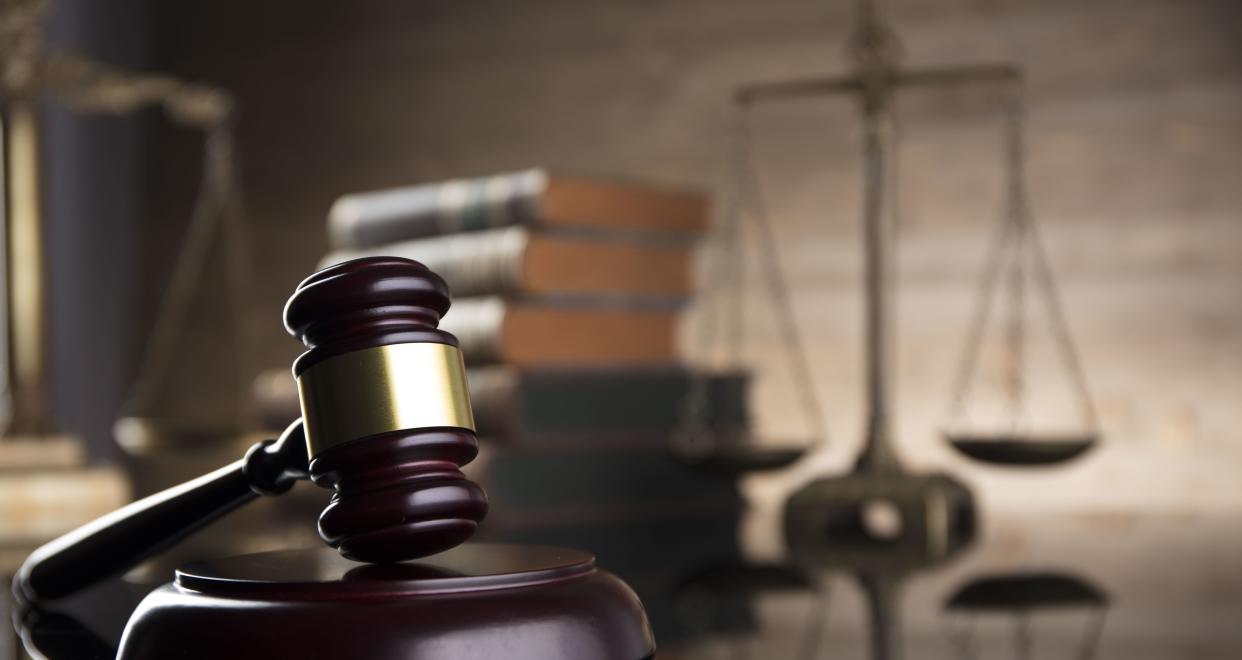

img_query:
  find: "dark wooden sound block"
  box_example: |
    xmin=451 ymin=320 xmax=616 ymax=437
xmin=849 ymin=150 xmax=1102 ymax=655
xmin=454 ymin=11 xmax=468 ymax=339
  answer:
xmin=117 ymin=544 xmax=655 ymax=660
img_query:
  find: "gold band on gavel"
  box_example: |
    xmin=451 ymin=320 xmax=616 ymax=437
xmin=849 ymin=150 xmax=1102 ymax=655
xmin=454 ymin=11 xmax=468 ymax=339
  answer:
xmin=297 ymin=343 xmax=475 ymax=456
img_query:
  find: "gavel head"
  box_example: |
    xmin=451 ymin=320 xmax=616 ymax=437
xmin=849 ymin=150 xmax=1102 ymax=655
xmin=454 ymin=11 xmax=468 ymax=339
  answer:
xmin=283 ymin=256 xmax=487 ymax=563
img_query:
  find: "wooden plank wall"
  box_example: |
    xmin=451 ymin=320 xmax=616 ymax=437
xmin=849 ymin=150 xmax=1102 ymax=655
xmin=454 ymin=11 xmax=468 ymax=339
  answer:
xmin=145 ymin=0 xmax=1242 ymax=509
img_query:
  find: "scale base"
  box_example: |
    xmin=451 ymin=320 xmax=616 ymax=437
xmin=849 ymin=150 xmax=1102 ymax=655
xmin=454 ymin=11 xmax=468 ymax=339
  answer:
xmin=784 ymin=471 xmax=976 ymax=572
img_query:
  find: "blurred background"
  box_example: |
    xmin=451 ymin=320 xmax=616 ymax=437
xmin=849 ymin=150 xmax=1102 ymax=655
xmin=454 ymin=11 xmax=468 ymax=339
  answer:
xmin=1 ymin=0 xmax=1240 ymax=658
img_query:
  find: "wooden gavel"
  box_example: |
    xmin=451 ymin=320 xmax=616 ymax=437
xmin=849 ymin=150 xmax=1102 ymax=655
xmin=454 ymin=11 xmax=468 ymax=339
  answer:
xmin=15 ymin=256 xmax=489 ymax=604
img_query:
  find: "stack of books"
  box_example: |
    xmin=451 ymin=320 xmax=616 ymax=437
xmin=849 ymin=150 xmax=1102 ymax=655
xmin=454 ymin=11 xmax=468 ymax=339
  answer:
xmin=323 ymin=169 xmax=707 ymax=365
xmin=0 ymin=438 xmax=129 ymax=575
xmin=258 ymin=169 xmax=755 ymax=639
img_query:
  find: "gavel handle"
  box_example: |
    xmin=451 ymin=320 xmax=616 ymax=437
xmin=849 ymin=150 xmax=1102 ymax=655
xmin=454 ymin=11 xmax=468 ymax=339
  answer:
xmin=13 ymin=420 xmax=309 ymax=605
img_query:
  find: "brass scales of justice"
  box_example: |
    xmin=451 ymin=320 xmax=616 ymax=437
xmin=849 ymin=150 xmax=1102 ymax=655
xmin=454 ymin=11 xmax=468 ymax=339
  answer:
xmin=678 ymin=0 xmax=1103 ymax=658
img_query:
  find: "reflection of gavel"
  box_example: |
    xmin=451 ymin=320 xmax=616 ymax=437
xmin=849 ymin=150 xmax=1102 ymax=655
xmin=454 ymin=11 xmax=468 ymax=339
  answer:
xmin=15 ymin=256 xmax=488 ymax=603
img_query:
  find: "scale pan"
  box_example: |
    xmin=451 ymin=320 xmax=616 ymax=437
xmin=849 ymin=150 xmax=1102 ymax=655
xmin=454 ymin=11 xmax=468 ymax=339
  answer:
xmin=945 ymin=432 xmax=1098 ymax=466
xmin=946 ymin=572 xmax=1107 ymax=612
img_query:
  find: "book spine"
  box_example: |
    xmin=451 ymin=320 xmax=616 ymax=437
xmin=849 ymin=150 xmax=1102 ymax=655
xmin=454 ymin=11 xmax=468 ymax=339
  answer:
xmin=321 ymin=226 xmax=530 ymax=298
xmin=0 ymin=468 xmax=130 ymax=545
xmin=328 ymin=169 xmax=547 ymax=249
xmin=0 ymin=437 xmax=87 ymax=470
xmin=514 ymin=371 xmax=749 ymax=435
xmin=462 ymin=366 xmax=522 ymax=438
xmin=472 ymin=447 xmax=741 ymax=511
xmin=439 ymin=297 xmax=508 ymax=364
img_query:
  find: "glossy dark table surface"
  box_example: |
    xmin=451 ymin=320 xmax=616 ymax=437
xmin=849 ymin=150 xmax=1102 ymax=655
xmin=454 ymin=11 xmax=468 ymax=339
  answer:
xmin=669 ymin=509 xmax=1242 ymax=660
xmin=7 ymin=508 xmax=1241 ymax=660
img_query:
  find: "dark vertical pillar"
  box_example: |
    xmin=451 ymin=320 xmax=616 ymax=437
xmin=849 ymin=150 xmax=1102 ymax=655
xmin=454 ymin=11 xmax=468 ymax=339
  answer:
xmin=42 ymin=0 xmax=152 ymax=460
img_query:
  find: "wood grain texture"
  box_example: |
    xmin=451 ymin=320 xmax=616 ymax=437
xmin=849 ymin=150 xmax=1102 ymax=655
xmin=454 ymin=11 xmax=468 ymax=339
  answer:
xmin=144 ymin=0 xmax=1242 ymax=491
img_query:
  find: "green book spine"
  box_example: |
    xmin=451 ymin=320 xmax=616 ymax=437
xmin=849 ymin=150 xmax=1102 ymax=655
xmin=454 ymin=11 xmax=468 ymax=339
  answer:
xmin=470 ymin=367 xmax=750 ymax=438
xmin=475 ymin=447 xmax=742 ymax=512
